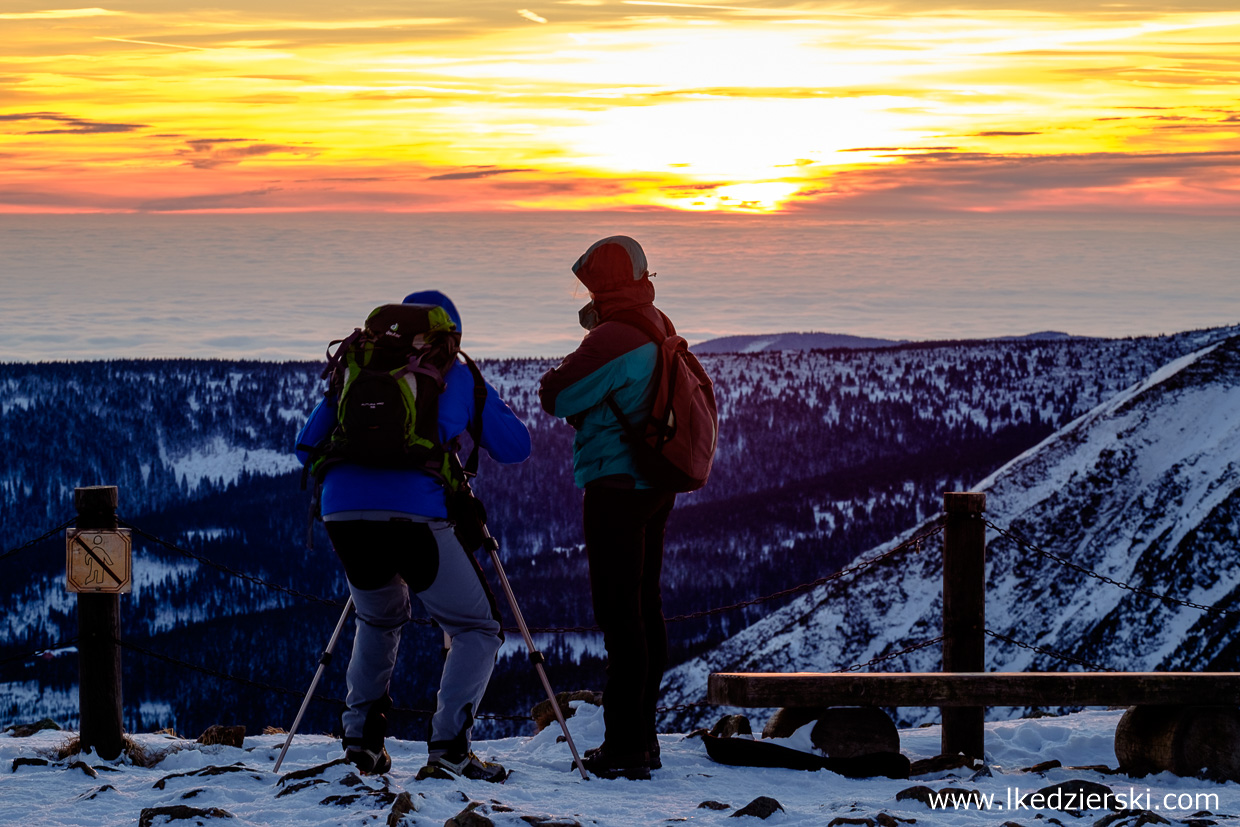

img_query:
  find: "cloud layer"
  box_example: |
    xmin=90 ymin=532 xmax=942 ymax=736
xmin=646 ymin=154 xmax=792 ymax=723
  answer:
xmin=2 ymin=2 xmax=1239 ymax=213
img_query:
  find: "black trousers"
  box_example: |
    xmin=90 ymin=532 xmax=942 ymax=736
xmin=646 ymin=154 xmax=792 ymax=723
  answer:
xmin=583 ymin=486 xmax=676 ymax=754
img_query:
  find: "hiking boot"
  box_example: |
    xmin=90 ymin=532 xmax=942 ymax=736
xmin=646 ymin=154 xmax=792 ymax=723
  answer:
xmin=577 ymin=744 xmax=652 ymax=780
xmin=415 ymin=751 xmax=508 ymax=783
xmin=584 ymin=740 xmax=661 ymax=770
xmin=343 ymin=745 xmax=392 ymax=775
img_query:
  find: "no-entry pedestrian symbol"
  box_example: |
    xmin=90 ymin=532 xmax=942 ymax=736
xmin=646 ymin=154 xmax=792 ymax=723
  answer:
xmin=66 ymin=529 xmax=132 ymax=594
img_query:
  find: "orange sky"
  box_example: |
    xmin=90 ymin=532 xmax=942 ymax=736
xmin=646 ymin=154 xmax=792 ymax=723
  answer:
xmin=2 ymin=0 xmax=1239 ymax=213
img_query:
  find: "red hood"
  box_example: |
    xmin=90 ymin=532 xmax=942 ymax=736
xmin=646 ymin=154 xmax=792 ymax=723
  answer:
xmin=572 ymin=235 xmax=652 ymax=293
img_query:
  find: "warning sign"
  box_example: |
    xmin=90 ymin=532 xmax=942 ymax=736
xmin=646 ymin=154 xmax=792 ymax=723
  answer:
xmin=66 ymin=529 xmax=132 ymax=594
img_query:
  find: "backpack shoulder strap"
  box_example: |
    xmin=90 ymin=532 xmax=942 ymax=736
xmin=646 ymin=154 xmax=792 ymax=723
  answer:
xmin=459 ymin=351 xmax=487 ymax=477
xmin=611 ymin=309 xmax=673 ymax=345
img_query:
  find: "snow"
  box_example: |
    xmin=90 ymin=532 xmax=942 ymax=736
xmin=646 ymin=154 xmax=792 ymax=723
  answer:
xmin=664 ymin=334 xmax=1240 ymax=723
xmin=3 ymin=704 xmax=1235 ymax=826
xmin=166 ymin=437 xmax=302 ymax=491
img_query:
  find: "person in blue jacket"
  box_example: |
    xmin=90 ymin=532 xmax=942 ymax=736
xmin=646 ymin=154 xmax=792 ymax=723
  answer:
xmin=296 ymin=290 xmax=531 ymax=781
xmin=538 ymin=236 xmax=678 ymax=780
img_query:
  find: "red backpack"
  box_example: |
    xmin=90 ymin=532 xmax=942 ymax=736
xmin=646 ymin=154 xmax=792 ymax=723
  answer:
xmin=606 ymin=310 xmax=718 ymax=492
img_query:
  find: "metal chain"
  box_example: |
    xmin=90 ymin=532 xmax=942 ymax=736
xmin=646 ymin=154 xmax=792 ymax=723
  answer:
xmin=11 ymin=515 xmax=941 ymax=644
xmin=667 ymin=521 xmax=944 ymax=623
xmin=984 ymin=628 xmax=1117 ymax=672
xmin=0 ymin=636 xmax=80 ymax=668
xmin=653 ymin=636 xmax=946 ymax=716
xmin=120 ymin=517 xmax=347 ymax=610
xmin=835 ymin=635 xmax=945 ymax=673
xmin=985 ymin=518 xmax=1237 ymax=617
xmin=525 ymin=521 xmax=946 ymax=634
xmin=0 ymin=517 xmax=77 ymax=564
xmin=656 ymin=700 xmax=714 ymax=714
xmin=114 ymin=637 xmax=527 ymax=722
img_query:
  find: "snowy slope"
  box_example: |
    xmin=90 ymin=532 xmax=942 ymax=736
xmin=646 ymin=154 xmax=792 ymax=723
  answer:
xmin=6 ymin=704 xmax=1236 ymax=827
xmin=662 ymin=334 xmax=1240 ymax=726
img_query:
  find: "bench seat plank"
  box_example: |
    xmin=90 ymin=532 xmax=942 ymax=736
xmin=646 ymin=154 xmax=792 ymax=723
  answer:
xmin=708 ymin=672 xmax=1240 ymax=708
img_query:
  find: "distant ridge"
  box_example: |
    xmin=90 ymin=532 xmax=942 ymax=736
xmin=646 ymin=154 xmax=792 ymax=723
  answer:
xmin=692 ymin=332 xmax=905 ymax=353
xmin=692 ymin=330 xmax=1075 ymax=353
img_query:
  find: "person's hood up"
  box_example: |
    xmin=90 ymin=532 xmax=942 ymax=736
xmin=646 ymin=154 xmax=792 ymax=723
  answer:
xmin=572 ymin=236 xmax=656 ymax=323
xmin=402 ymin=289 xmax=462 ymax=332
xmin=572 ymin=236 xmax=655 ymax=293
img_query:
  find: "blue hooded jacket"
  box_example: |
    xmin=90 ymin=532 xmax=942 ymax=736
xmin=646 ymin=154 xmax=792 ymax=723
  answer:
xmin=295 ymin=291 xmax=531 ymax=519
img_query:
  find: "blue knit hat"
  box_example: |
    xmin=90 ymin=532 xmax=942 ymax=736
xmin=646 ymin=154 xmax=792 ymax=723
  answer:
xmin=402 ymin=290 xmax=462 ymax=332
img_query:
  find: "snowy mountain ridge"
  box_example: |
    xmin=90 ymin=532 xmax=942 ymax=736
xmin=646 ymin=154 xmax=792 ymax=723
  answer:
xmin=661 ymin=333 xmax=1240 ymax=727
xmin=4 ymin=326 xmax=1239 ymax=737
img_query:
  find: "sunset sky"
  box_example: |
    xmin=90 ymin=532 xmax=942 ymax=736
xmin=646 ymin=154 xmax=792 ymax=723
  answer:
xmin=2 ymin=0 xmax=1239 ymax=214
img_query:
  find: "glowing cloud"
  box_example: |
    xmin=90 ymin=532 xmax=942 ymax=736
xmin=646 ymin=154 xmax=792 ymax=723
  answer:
xmin=0 ymin=8 xmax=120 ymax=19
xmin=2 ymin=1 xmax=1239 ymax=213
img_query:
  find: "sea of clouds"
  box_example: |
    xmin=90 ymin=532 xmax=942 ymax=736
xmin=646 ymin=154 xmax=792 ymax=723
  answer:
xmin=1 ymin=211 xmax=1236 ymax=362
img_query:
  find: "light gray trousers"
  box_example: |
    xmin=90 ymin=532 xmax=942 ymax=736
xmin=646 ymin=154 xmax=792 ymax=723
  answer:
xmin=342 ymin=520 xmax=502 ymax=750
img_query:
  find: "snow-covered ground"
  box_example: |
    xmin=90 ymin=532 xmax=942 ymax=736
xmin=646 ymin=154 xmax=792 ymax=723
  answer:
xmin=3 ymin=704 xmax=1236 ymax=826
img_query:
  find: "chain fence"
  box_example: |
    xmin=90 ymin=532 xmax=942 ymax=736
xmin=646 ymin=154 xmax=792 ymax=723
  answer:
xmin=114 ymin=637 xmax=529 ymax=724
xmin=2 ymin=513 xmax=945 ymax=731
xmin=0 ymin=636 xmax=81 ymax=669
xmin=8 ymin=510 xmax=1195 ymax=732
xmin=0 ymin=517 xmax=77 ymax=564
xmin=984 ymin=629 xmax=1116 ymax=672
xmin=984 ymin=518 xmax=1237 ymax=618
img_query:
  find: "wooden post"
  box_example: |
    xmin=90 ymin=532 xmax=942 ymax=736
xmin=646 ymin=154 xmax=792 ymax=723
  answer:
xmin=75 ymin=486 xmax=124 ymax=760
xmin=942 ymin=491 xmax=986 ymax=759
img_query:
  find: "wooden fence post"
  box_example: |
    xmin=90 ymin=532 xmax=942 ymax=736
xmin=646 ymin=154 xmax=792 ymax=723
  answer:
xmin=942 ymin=491 xmax=986 ymax=759
xmin=75 ymin=485 xmax=125 ymax=760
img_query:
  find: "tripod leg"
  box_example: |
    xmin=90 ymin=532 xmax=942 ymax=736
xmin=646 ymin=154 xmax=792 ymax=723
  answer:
xmin=482 ymin=534 xmax=589 ymax=780
xmin=274 ymin=597 xmax=354 ymax=772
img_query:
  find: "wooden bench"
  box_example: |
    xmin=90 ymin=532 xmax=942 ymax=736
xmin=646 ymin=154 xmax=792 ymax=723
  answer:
xmin=704 ymin=495 xmax=1240 ymax=779
xmin=708 ymin=671 xmax=1240 ymax=779
xmin=708 ymin=671 xmax=1240 ymax=708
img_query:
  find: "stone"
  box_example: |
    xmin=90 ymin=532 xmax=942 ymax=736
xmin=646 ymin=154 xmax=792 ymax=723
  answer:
xmin=1115 ymin=706 xmax=1240 ymax=782
xmin=806 ymin=709 xmax=899 ymax=758
xmin=1028 ymin=780 xmax=1118 ymax=813
xmin=196 ymin=725 xmax=245 ymax=748
xmin=1093 ymin=811 xmax=1172 ymax=827
xmin=446 ymin=801 xmax=494 ymax=827
xmin=894 ymin=786 xmax=934 ymax=805
xmin=11 ymin=757 xmax=50 ymax=772
xmin=908 ymin=754 xmax=975 ymax=776
xmin=530 ymin=691 xmax=603 ymax=733
xmin=3 ymin=718 xmax=61 ymax=737
xmin=387 ymin=791 xmax=418 ymax=827
xmin=827 ymin=818 xmax=873 ymax=826
xmin=68 ymin=761 xmax=99 ymax=778
xmin=874 ymin=814 xmax=916 ymax=827
xmin=153 ymin=763 xmax=262 ymax=790
xmin=138 ymin=805 xmax=234 ymax=827
xmin=730 ymin=796 xmax=784 ymax=819
xmin=895 ymin=786 xmax=983 ymax=808
xmin=1021 ymin=760 xmax=1062 ymax=774
xmin=277 ymin=757 xmax=349 ymax=784
xmin=762 ymin=707 xmax=826 ymax=739
xmin=710 ymin=715 xmax=753 ymax=739
xmin=698 ymin=801 xmax=731 ymax=811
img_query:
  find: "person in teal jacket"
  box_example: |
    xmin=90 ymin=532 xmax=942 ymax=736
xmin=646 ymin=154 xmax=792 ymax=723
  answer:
xmin=539 ymin=236 xmax=678 ymax=780
xmin=296 ymin=290 xmax=530 ymax=782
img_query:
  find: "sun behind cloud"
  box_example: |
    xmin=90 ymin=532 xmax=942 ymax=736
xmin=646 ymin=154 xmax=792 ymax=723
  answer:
xmin=1 ymin=1 xmax=1238 ymax=213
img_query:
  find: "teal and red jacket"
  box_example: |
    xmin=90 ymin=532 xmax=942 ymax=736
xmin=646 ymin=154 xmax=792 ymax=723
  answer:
xmin=539 ymin=296 xmax=670 ymax=489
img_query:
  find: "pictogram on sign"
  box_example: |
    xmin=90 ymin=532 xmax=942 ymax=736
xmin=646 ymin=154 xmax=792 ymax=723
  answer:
xmin=66 ymin=529 xmax=132 ymax=594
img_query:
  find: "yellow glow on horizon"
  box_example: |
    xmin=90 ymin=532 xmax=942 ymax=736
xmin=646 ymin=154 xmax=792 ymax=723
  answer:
xmin=0 ymin=8 xmax=120 ymax=19
xmin=2 ymin=2 xmax=1239 ymax=213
